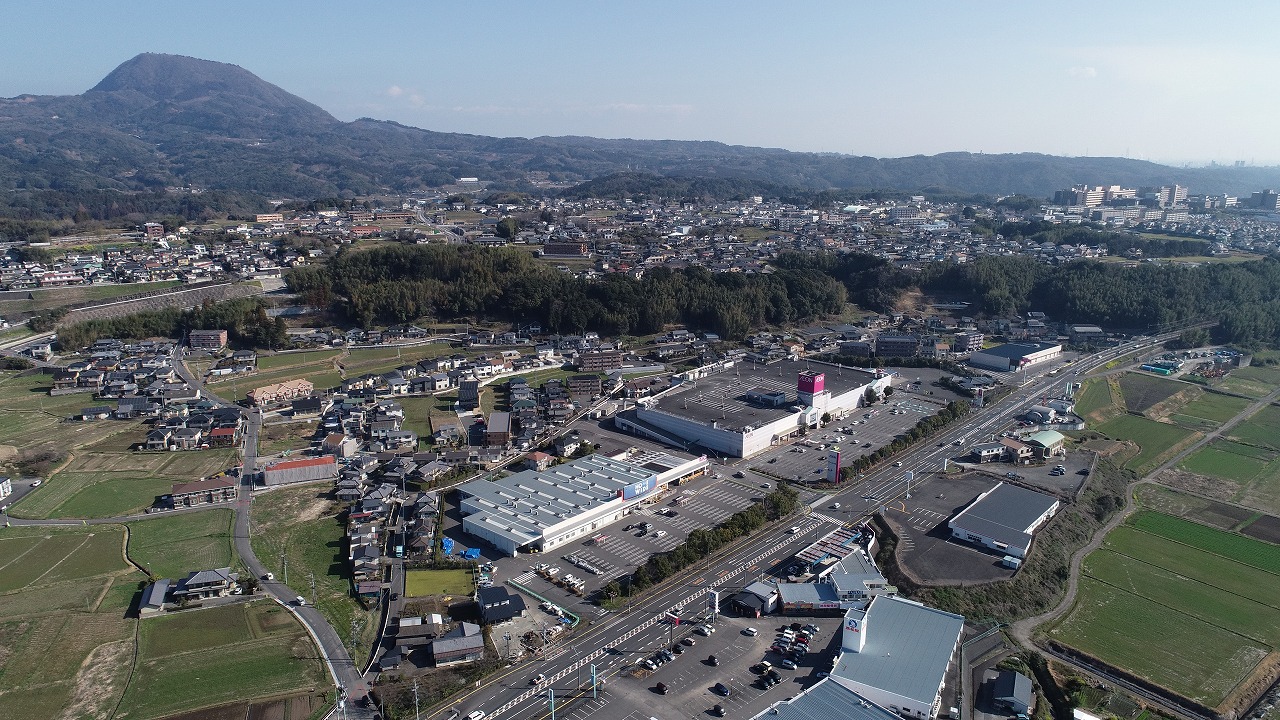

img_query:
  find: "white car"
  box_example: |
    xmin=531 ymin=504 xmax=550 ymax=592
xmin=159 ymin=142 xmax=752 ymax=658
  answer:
xmin=744 ymin=627 xmax=759 ymax=636
xmin=654 ymin=530 xmax=668 ymax=538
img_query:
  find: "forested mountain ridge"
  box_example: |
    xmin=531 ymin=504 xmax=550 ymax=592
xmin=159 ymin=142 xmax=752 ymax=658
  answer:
xmin=4 ymin=52 xmax=1280 ymax=213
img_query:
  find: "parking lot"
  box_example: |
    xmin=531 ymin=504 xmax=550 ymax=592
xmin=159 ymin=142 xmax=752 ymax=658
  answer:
xmin=438 ymin=451 xmax=777 ymax=620
xmin=878 ymin=472 xmax=1020 ymax=584
xmin=570 ymin=613 xmax=842 ymax=720
xmin=747 ymin=393 xmax=951 ymax=484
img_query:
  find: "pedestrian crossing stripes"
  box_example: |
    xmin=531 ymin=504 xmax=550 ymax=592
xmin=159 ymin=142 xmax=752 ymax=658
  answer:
xmin=511 ymin=571 xmax=537 ymax=585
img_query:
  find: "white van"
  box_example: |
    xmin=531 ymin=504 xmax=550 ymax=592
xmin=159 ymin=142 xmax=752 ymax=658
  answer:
xmin=294 ymin=596 xmax=306 ymax=606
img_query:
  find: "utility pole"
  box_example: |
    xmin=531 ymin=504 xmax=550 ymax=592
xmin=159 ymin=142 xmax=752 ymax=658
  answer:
xmin=308 ymin=571 xmax=316 ymax=606
xmin=281 ymin=553 xmax=288 ymax=585
xmin=547 ymin=688 xmax=556 ymax=720
xmin=412 ymin=679 xmax=420 ymax=720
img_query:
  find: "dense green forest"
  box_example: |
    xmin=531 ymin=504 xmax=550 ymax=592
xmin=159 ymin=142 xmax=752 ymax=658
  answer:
xmin=286 ymin=244 xmax=1280 ymax=348
xmin=54 ymin=297 xmax=287 ymax=350
xmin=285 ymin=245 xmax=851 ymax=338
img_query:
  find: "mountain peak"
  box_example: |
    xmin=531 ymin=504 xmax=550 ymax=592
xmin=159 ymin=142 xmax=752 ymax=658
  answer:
xmin=87 ymin=52 xmax=335 ymax=126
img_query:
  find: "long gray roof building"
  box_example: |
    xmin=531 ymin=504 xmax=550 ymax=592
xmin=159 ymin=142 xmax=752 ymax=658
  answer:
xmin=456 ymin=451 xmax=709 ymax=556
xmin=947 ymin=482 xmax=1060 ymax=558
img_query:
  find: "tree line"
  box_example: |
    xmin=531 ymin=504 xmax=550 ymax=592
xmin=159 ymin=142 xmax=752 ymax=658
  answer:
xmin=285 ymin=245 xmax=853 ymax=339
xmin=286 ymin=243 xmax=1280 ymax=348
xmin=54 ymin=297 xmax=288 ymax=350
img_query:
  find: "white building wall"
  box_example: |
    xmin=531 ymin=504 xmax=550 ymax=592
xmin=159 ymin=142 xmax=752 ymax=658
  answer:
xmin=634 ymin=406 xmax=746 ymax=456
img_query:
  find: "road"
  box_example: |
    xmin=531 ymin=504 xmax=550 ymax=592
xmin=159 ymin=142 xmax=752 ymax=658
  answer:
xmin=177 ymin=348 xmax=377 ymax=717
xmin=437 ymin=331 xmax=1191 ymax=720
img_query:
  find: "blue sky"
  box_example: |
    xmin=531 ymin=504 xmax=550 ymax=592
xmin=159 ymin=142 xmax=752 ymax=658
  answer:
xmin=5 ymin=1 xmax=1279 ymax=164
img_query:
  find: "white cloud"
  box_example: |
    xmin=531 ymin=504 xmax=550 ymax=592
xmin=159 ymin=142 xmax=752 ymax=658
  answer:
xmin=1066 ymin=66 xmax=1097 ymax=78
xmin=386 ymin=85 xmax=404 ymax=97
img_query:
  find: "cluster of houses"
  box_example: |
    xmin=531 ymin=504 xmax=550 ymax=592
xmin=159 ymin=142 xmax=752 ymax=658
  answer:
xmin=50 ymin=338 xmax=252 ymax=453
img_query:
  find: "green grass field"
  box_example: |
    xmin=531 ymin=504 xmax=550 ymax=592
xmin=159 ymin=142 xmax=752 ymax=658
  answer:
xmin=1103 ymin=525 xmax=1279 ymax=608
xmin=1074 ymin=379 xmax=1114 ymax=418
xmin=1228 ymin=404 xmax=1280 ymax=451
xmin=404 ymin=568 xmax=474 ymax=597
xmin=1052 ymin=576 xmax=1269 ymax=706
xmin=1180 ymin=442 xmax=1270 ymax=483
xmin=1084 ymin=548 xmax=1280 ymax=645
xmin=255 ymin=349 xmax=340 ymax=371
xmin=122 ymin=601 xmax=326 ymax=720
xmin=0 ymin=525 xmax=130 ymax=593
xmin=1127 ymin=511 xmax=1280 ymax=573
xmin=0 ymin=524 xmax=142 ymax=718
xmin=1176 ymin=392 xmax=1252 ymax=424
xmin=1217 ymin=373 xmax=1277 ymax=399
xmin=128 ymin=510 xmax=237 ymax=578
xmin=0 ymin=280 xmax=182 ymax=315
xmin=249 ymin=485 xmax=380 ymax=661
xmin=1095 ymin=414 xmax=1197 ymax=475
xmin=11 ymin=448 xmax=240 ymax=520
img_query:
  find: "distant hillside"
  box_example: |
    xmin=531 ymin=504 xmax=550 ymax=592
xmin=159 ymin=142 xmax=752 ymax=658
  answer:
xmin=2 ymin=53 xmax=1279 ymax=216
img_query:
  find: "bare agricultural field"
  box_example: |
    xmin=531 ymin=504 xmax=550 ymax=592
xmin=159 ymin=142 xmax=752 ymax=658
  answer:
xmin=1117 ymin=372 xmax=1187 ymax=413
xmin=1135 ymin=484 xmax=1256 ymax=531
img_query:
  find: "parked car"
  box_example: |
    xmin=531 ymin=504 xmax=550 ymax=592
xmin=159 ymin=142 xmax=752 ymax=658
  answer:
xmin=709 ymin=654 xmax=719 ymax=666
xmin=681 ymin=637 xmax=696 ymax=646
xmin=743 ymin=627 xmax=758 ymax=636
xmin=714 ymin=682 xmax=730 ymax=696
xmin=656 ymin=682 xmax=668 ymax=695
xmin=780 ymin=659 xmax=797 ymax=669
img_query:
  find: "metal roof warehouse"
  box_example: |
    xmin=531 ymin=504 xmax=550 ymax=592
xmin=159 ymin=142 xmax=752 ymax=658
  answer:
xmin=456 ymin=451 xmax=709 ymax=556
xmin=947 ymin=482 xmax=1060 ymax=558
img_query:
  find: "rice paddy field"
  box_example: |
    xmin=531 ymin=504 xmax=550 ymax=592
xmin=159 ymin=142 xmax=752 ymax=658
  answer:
xmin=1051 ymin=511 xmax=1280 ymax=708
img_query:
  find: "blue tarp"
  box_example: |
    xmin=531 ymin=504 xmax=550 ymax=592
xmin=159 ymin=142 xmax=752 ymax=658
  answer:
xmin=463 ymin=548 xmax=481 ymax=560
xmin=442 ymin=537 xmax=455 ymax=554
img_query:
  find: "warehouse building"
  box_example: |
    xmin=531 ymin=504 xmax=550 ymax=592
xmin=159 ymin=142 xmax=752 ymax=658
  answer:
xmin=627 ymin=359 xmax=892 ymax=458
xmin=261 ymin=455 xmax=338 ymax=486
xmin=456 ymin=451 xmax=709 ymax=556
xmin=948 ymin=482 xmax=1060 ymax=558
xmin=968 ymin=342 xmax=1062 ymax=372
xmin=760 ymin=595 xmax=964 ymax=720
